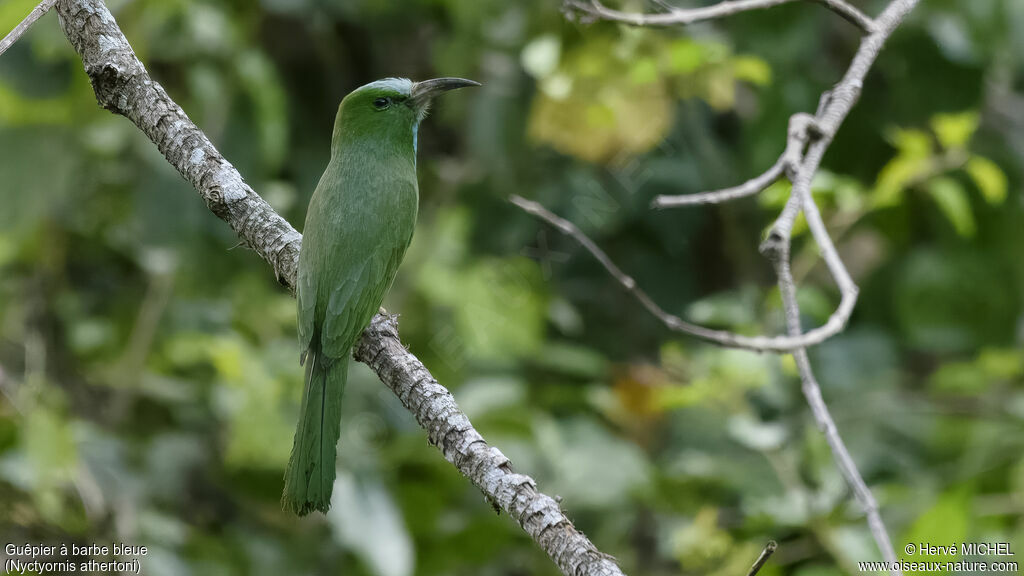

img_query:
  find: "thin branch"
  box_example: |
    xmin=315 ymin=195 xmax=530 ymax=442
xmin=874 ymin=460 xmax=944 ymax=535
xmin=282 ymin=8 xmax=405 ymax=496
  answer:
xmin=759 ymin=2 xmax=920 ymax=573
xmin=810 ymin=0 xmax=876 ymax=33
xmin=768 ymin=246 xmax=898 ymax=573
xmin=652 ymin=113 xmax=815 ymax=208
xmin=648 ymin=0 xmax=680 ymax=13
xmin=746 ymin=541 xmax=778 ymax=576
xmin=48 ymin=1 xmax=623 ymax=575
xmin=565 ymin=0 xmax=874 ymax=34
xmin=0 ymin=0 xmax=58 ymax=57
xmin=652 ymin=156 xmax=785 ymax=207
xmin=511 ymin=194 xmax=852 ymax=353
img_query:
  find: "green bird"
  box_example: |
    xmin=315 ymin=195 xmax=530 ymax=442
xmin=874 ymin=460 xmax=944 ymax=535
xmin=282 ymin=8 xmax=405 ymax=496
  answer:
xmin=284 ymin=77 xmax=479 ymax=515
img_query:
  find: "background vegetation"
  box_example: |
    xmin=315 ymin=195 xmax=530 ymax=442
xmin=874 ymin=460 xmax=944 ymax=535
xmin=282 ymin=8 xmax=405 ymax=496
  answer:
xmin=1 ymin=0 xmax=1022 ymax=574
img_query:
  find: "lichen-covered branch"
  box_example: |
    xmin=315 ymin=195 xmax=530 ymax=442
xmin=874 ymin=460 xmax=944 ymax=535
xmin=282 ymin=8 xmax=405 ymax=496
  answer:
xmin=43 ymin=1 xmax=623 ymax=575
xmin=354 ymin=315 xmax=623 ymax=576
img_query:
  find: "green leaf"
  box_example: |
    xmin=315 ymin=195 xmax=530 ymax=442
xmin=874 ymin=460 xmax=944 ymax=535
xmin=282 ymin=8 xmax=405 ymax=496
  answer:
xmin=872 ymin=149 xmax=930 ymax=207
xmin=927 ymin=177 xmax=975 ymax=237
xmin=930 ymin=110 xmax=979 ymax=149
xmin=529 ymin=77 xmax=672 ymax=162
xmin=888 ymin=127 xmax=933 ymax=159
xmin=667 ymin=39 xmax=706 ymax=74
xmin=209 ymin=337 xmax=244 ymax=382
xmin=901 ymin=489 xmax=969 ymax=569
xmin=758 ymin=180 xmax=792 ymax=208
xmin=931 ymin=348 xmax=1023 ymax=394
xmin=977 ymin=348 xmax=1023 ymax=379
xmin=930 ymin=360 xmax=987 ymax=394
xmin=629 ymin=57 xmax=660 ymax=85
xmin=965 ymin=155 xmax=1007 ymax=204
xmin=731 ymin=56 xmax=772 ymax=86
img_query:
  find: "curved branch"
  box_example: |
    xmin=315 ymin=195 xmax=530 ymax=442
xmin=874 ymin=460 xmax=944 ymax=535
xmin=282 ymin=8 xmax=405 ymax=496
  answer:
xmin=512 ymin=194 xmax=853 ymax=353
xmin=565 ymin=0 xmax=874 ymax=34
xmin=50 ymin=1 xmax=623 ymax=575
xmin=652 ymin=113 xmax=815 ymax=209
xmin=651 ymin=156 xmax=785 ymax=208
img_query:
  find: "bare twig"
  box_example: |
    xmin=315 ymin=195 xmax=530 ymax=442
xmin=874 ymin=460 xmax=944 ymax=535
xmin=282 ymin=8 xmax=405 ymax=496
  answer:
xmin=810 ymin=0 xmax=876 ymax=32
xmin=565 ymin=0 xmax=797 ymax=27
xmin=746 ymin=541 xmax=778 ymax=576
xmin=773 ymin=252 xmax=898 ymax=572
xmin=43 ymin=1 xmax=623 ymax=575
xmin=512 ymin=194 xmax=853 ymax=353
xmin=652 ymin=114 xmax=815 ymax=208
xmin=652 ymin=156 xmax=785 ymax=207
xmin=565 ymin=0 xmax=874 ymax=34
xmin=761 ymin=2 xmax=920 ymax=573
xmin=648 ymin=0 xmax=680 ymax=13
xmin=0 ymin=0 xmax=59 ymax=57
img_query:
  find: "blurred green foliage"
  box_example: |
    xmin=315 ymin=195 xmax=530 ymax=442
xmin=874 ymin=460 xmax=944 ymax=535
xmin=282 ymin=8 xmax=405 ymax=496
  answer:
xmin=1 ymin=0 xmax=1023 ymax=575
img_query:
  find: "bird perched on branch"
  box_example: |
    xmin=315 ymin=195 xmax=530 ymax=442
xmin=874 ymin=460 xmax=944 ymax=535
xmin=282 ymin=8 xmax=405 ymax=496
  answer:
xmin=283 ymin=77 xmax=479 ymax=515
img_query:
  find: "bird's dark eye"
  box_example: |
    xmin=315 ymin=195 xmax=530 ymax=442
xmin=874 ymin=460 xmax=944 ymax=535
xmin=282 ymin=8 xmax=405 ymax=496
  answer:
xmin=373 ymin=97 xmax=390 ymax=110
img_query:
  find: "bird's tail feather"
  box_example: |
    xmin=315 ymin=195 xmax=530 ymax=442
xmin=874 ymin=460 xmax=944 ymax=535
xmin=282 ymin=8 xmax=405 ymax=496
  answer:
xmin=282 ymin=344 xmax=347 ymax=516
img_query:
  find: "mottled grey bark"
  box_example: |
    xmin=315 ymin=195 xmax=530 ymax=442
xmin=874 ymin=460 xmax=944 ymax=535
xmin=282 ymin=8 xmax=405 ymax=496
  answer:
xmin=52 ymin=1 xmax=623 ymax=574
xmin=354 ymin=315 xmax=623 ymax=576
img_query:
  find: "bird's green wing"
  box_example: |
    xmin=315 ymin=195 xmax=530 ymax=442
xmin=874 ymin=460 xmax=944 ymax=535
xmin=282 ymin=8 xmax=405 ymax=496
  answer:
xmin=315 ymin=175 xmax=417 ymax=361
xmin=296 ymin=258 xmax=318 ymax=362
xmin=320 ymin=240 xmax=408 ymax=360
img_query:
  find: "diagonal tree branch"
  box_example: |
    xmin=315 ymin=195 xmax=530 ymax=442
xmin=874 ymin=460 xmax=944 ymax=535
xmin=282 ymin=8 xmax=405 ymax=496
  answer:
xmin=34 ymin=1 xmax=625 ymax=575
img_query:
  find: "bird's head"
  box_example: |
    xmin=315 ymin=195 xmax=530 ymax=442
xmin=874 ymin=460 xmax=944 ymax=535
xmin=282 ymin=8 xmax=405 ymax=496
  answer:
xmin=333 ymin=77 xmax=479 ymax=151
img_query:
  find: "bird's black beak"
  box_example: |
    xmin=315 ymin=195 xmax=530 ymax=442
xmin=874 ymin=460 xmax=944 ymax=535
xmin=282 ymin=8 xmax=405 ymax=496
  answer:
xmin=409 ymin=77 xmax=480 ymax=111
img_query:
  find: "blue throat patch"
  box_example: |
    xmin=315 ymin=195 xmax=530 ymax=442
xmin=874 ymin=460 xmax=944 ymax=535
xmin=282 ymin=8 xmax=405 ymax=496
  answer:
xmin=412 ymin=122 xmax=419 ymax=162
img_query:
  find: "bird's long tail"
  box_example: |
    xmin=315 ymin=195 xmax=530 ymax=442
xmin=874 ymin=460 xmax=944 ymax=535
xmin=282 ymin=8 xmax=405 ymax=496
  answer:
xmin=282 ymin=343 xmax=347 ymax=516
